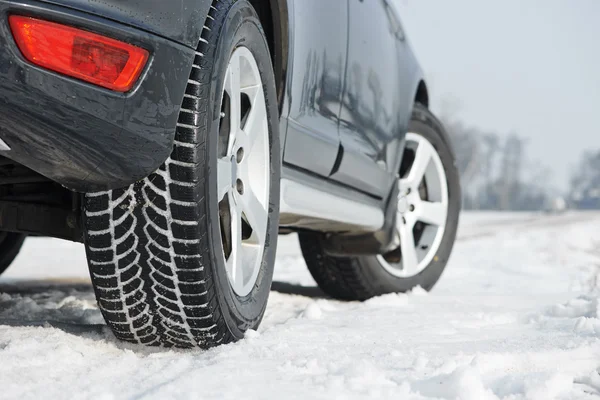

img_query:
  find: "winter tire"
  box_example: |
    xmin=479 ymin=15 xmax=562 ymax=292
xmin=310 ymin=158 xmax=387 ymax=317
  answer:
xmin=83 ymin=0 xmax=280 ymax=347
xmin=299 ymin=104 xmax=460 ymax=301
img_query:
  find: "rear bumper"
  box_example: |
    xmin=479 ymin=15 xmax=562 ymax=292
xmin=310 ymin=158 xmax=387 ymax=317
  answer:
xmin=0 ymin=0 xmax=195 ymax=192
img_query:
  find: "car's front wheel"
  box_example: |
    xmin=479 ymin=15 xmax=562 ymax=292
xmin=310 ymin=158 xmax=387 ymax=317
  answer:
xmin=83 ymin=0 xmax=280 ymax=347
xmin=300 ymin=104 xmax=461 ymax=300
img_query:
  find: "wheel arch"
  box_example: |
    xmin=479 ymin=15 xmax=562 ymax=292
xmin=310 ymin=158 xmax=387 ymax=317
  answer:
xmin=248 ymin=0 xmax=289 ymax=113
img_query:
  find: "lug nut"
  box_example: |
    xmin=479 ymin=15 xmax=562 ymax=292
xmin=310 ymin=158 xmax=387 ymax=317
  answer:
xmin=236 ymin=147 xmax=244 ymax=163
xmin=409 ymin=204 xmax=415 ymax=212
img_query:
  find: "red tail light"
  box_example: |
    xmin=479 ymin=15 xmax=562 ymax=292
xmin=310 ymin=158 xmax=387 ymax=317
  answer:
xmin=9 ymin=16 xmax=149 ymax=92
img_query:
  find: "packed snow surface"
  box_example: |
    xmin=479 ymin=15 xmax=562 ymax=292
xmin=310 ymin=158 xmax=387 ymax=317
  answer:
xmin=1 ymin=211 xmax=600 ymax=399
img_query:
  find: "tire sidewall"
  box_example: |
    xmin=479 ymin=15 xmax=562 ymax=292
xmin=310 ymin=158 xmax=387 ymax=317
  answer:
xmin=358 ymin=107 xmax=461 ymax=292
xmin=204 ymin=1 xmax=280 ymax=338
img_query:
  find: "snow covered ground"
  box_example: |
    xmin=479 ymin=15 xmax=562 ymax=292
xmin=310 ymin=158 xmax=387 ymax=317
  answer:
xmin=0 ymin=211 xmax=600 ymax=399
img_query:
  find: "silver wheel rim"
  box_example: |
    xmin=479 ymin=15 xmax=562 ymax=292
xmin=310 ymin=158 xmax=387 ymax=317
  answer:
xmin=217 ymin=47 xmax=270 ymax=297
xmin=377 ymin=132 xmax=449 ymax=278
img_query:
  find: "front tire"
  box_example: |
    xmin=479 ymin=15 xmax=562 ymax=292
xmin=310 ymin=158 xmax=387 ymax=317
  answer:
xmin=300 ymin=104 xmax=460 ymax=300
xmin=83 ymin=0 xmax=280 ymax=347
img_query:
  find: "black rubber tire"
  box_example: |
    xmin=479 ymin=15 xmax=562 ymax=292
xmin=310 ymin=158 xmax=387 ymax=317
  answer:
xmin=299 ymin=104 xmax=460 ymax=301
xmin=0 ymin=232 xmax=26 ymax=275
xmin=82 ymin=0 xmax=280 ymax=348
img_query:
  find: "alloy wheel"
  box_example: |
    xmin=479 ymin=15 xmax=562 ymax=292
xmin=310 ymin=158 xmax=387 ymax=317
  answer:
xmin=217 ymin=46 xmax=270 ymax=296
xmin=378 ymin=132 xmax=449 ymax=278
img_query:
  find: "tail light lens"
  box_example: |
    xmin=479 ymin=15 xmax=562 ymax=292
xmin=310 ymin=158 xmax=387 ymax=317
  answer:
xmin=9 ymin=15 xmax=149 ymax=92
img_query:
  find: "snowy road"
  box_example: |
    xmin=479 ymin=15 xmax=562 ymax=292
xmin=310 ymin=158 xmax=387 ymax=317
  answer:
xmin=0 ymin=212 xmax=600 ymax=399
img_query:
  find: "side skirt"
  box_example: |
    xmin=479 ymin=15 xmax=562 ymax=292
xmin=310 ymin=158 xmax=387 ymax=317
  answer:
xmin=279 ymin=165 xmax=385 ymax=232
xmin=280 ymin=165 xmax=400 ymax=256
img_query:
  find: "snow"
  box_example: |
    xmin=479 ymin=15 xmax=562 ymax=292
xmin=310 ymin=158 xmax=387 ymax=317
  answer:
xmin=1 ymin=211 xmax=600 ymax=399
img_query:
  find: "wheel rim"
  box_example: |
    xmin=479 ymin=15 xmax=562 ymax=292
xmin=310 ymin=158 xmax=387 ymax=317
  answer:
xmin=377 ymin=132 xmax=449 ymax=278
xmin=217 ymin=46 xmax=270 ymax=297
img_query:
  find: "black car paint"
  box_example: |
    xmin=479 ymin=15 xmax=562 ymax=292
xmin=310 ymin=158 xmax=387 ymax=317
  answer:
xmin=0 ymin=0 xmax=195 ymax=191
xmin=0 ymin=0 xmax=425 ymax=209
xmin=281 ymin=0 xmax=347 ymax=178
xmin=42 ymin=0 xmax=212 ymax=50
xmin=280 ymin=0 xmax=424 ymax=200
xmin=333 ymin=0 xmax=422 ymax=198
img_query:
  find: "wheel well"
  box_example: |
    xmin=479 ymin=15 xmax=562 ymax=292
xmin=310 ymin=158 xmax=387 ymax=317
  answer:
xmin=415 ymin=80 xmax=429 ymax=108
xmin=248 ymin=0 xmax=288 ymax=113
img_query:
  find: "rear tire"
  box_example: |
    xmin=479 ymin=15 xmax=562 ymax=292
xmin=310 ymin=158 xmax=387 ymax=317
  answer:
xmin=0 ymin=232 xmax=26 ymax=276
xmin=82 ymin=0 xmax=280 ymax=347
xmin=299 ymin=104 xmax=460 ymax=301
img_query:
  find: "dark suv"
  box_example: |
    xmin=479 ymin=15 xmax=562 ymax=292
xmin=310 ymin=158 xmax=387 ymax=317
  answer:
xmin=0 ymin=0 xmax=460 ymax=347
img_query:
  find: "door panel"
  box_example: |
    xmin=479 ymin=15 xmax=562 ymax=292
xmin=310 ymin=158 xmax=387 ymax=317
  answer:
xmin=283 ymin=0 xmax=348 ymax=177
xmin=332 ymin=0 xmax=415 ymax=197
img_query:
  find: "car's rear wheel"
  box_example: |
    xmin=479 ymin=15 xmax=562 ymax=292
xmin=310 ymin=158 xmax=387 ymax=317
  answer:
xmin=83 ymin=0 xmax=280 ymax=347
xmin=0 ymin=232 xmax=26 ymax=276
xmin=299 ymin=104 xmax=460 ymax=300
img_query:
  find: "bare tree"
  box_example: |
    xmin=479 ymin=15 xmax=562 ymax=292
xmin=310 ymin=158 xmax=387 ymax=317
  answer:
xmin=441 ymin=108 xmax=550 ymax=211
xmin=570 ymin=150 xmax=600 ymax=209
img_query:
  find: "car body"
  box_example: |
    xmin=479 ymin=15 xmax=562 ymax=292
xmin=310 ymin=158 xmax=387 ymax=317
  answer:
xmin=0 ymin=0 xmax=423 ymax=196
xmin=0 ymin=0 xmax=459 ymax=347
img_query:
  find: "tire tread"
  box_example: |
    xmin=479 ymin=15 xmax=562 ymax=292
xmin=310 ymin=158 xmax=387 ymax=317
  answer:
xmin=84 ymin=1 xmax=236 ymax=348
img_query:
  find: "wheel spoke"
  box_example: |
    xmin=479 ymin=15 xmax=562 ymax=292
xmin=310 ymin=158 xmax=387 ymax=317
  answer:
xmin=217 ymin=157 xmax=232 ymax=201
xmin=241 ymin=85 xmax=267 ymax=153
xmin=405 ymin=139 xmax=434 ymax=187
xmin=240 ymin=188 xmax=268 ymax=244
xmin=399 ymin=221 xmax=419 ymax=274
xmin=226 ymin=195 xmax=244 ymax=293
xmin=417 ymin=200 xmax=447 ymax=227
xmin=224 ymin=52 xmax=241 ymax=146
xmin=234 ymin=241 xmax=246 ymax=294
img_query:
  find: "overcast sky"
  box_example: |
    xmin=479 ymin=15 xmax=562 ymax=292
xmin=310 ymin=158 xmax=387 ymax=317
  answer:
xmin=396 ymin=0 xmax=600 ymax=190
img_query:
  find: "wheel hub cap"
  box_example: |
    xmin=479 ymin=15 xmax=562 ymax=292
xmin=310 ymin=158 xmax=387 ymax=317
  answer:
xmin=397 ymin=196 xmax=409 ymax=214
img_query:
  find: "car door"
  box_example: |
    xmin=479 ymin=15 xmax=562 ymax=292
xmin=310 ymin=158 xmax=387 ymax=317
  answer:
xmin=331 ymin=0 xmax=415 ymax=198
xmin=282 ymin=1 xmax=348 ymax=177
